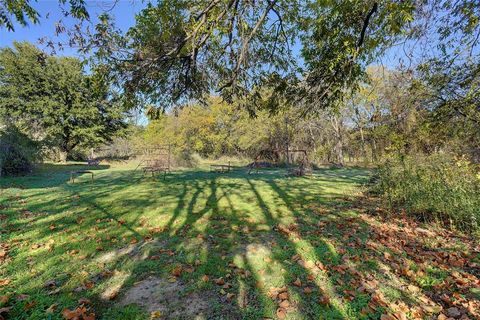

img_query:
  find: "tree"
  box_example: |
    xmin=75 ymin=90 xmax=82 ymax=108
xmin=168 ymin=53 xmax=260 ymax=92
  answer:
xmin=0 ymin=42 xmax=126 ymax=160
xmin=83 ymin=0 xmax=422 ymax=113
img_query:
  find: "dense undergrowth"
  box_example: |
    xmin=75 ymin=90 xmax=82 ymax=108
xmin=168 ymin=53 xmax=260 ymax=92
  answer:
xmin=372 ymin=153 xmax=480 ymax=234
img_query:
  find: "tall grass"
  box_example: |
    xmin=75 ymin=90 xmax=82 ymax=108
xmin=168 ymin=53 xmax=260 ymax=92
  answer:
xmin=371 ymin=153 xmax=480 ymax=233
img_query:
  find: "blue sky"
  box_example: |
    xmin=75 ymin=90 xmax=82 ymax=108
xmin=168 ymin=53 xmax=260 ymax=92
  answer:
xmin=0 ymin=1 xmax=147 ymax=55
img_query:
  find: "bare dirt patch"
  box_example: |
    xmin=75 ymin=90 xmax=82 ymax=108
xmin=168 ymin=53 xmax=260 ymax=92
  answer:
xmin=119 ymin=276 xmax=212 ymax=319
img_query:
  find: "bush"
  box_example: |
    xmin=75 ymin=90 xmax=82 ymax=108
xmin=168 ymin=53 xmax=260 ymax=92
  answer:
xmin=371 ymin=153 xmax=480 ymax=232
xmin=0 ymin=125 xmax=39 ymax=176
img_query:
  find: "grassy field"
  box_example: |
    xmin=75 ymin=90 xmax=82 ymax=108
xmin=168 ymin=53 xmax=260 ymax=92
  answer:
xmin=0 ymin=164 xmax=479 ymax=320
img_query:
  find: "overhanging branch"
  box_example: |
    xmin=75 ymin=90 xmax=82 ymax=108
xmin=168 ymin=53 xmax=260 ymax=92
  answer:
xmin=357 ymin=2 xmax=378 ymax=49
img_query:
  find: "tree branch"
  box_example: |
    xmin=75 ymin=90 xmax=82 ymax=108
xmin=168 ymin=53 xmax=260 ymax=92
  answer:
xmin=357 ymin=2 xmax=378 ymax=49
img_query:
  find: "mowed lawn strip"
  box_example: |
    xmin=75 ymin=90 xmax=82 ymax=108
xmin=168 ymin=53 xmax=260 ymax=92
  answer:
xmin=0 ymin=164 xmax=478 ymax=319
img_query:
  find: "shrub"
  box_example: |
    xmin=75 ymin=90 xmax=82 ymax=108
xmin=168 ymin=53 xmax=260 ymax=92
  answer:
xmin=0 ymin=125 xmax=39 ymax=176
xmin=371 ymin=153 xmax=480 ymax=232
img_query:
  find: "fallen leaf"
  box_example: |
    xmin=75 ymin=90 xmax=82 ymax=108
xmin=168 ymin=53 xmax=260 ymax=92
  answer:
xmin=46 ymin=304 xmax=57 ymax=314
xmin=276 ymin=308 xmax=287 ymax=319
xmin=24 ymin=300 xmax=36 ymax=310
xmin=62 ymin=306 xmax=94 ymax=320
xmin=279 ymin=300 xmax=290 ymax=308
xmin=223 ymin=283 xmax=232 ymax=289
xmin=293 ymin=278 xmax=302 ymax=287
xmin=84 ymin=281 xmax=95 ymax=289
xmin=319 ymin=295 xmax=330 ymax=306
xmin=0 ymin=279 xmax=10 ymax=287
xmin=278 ymin=292 xmax=289 ymax=300
xmin=303 ymin=287 xmax=313 ymax=294
xmin=171 ymin=265 xmax=183 ymax=277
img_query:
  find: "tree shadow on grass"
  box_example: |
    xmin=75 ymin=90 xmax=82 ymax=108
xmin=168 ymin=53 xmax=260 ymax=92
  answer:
xmin=0 ymin=168 xmax=366 ymax=319
xmin=1 ymin=167 xmax=479 ymax=319
xmin=0 ymin=163 xmax=111 ymax=190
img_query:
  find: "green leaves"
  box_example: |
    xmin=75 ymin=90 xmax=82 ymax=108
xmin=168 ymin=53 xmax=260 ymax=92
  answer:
xmin=0 ymin=0 xmax=89 ymax=31
xmin=0 ymin=42 xmax=126 ymax=157
xmin=0 ymin=0 xmax=39 ymax=31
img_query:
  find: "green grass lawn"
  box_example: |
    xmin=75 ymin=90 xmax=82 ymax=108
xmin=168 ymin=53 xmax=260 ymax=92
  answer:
xmin=0 ymin=164 xmax=478 ymax=320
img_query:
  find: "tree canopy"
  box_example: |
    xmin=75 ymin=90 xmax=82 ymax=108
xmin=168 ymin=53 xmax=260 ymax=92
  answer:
xmin=0 ymin=42 xmax=127 ymax=159
xmin=68 ymin=0 xmax=478 ymax=116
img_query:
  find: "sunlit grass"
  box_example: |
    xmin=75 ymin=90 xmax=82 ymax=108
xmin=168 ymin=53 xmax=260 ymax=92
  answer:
xmin=0 ymin=163 xmax=478 ymax=319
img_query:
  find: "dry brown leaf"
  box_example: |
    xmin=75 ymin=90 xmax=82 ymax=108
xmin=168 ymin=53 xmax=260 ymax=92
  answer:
xmin=24 ymin=301 xmax=36 ymax=310
xmin=293 ymin=278 xmax=302 ymax=287
xmin=0 ymin=279 xmax=10 ymax=287
xmin=278 ymin=292 xmax=289 ymax=300
xmin=303 ymin=287 xmax=313 ymax=294
xmin=171 ymin=265 xmax=183 ymax=277
xmin=319 ymin=295 xmax=330 ymax=306
xmin=276 ymin=308 xmax=287 ymax=319
xmin=279 ymin=300 xmax=290 ymax=308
